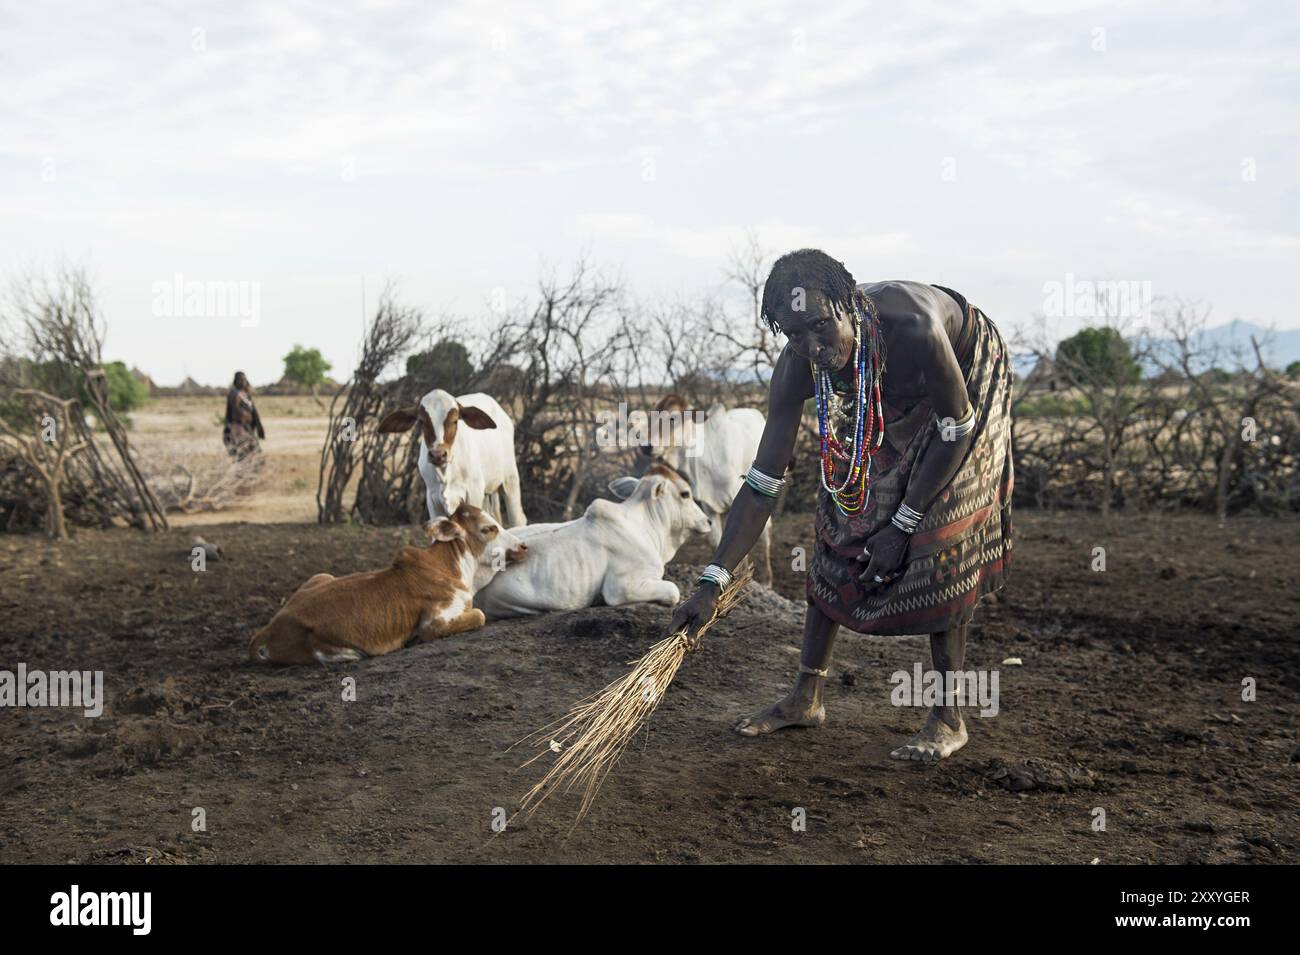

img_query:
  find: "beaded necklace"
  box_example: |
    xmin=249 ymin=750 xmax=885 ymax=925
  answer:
xmin=812 ymin=301 xmax=886 ymax=514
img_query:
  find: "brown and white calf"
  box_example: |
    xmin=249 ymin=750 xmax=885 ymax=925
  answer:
xmin=378 ymin=389 xmax=527 ymax=527
xmin=248 ymin=502 xmax=527 ymax=665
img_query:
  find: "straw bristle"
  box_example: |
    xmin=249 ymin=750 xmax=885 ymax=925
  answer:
xmin=517 ymin=561 xmax=754 ymax=823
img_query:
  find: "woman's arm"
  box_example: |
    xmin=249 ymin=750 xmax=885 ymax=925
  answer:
xmin=902 ymin=312 xmax=975 ymax=510
xmin=251 ymin=401 xmax=266 ymax=439
xmin=701 ymin=357 xmax=806 ymax=571
xmin=668 ymin=346 xmax=810 ymax=640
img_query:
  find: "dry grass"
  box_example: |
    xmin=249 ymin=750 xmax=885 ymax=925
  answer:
xmin=516 ymin=561 xmax=754 ymax=825
xmin=127 ymin=395 xmax=333 ymax=524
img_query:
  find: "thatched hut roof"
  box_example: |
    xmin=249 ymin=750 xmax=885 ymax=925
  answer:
xmin=1022 ymin=356 xmax=1060 ymax=392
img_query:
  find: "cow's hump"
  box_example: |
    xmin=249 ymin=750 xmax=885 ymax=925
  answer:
xmin=584 ymin=499 xmax=621 ymax=523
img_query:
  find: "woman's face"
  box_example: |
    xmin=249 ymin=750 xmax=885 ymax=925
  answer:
xmin=775 ymin=290 xmax=856 ymax=371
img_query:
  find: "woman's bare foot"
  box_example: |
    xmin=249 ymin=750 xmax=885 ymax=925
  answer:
xmin=891 ymin=707 xmax=967 ymax=761
xmin=735 ymin=692 xmax=826 ymax=736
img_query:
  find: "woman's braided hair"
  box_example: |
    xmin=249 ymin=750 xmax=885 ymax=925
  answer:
xmin=759 ymin=249 xmax=869 ymax=335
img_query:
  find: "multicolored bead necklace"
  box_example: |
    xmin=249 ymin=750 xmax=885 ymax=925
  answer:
xmin=812 ymin=301 xmax=886 ymax=515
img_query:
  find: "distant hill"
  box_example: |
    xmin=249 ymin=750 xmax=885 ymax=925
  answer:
xmin=1179 ymin=320 xmax=1300 ymax=370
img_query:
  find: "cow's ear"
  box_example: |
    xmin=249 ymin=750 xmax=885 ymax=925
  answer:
xmin=652 ymin=479 xmax=666 ymax=498
xmin=607 ymin=476 xmax=639 ymax=500
xmin=426 ymin=519 xmax=465 ymax=543
xmin=457 ymin=405 xmax=497 ymax=430
xmin=378 ymin=407 xmax=419 ymax=433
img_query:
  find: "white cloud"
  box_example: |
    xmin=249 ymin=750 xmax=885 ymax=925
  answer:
xmin=573 ymin=213 xmax=917 ymax=263
xmin=0 ymin=0 xmax=1297 ymax=384
xmin=1107 ymin=195 xmax=1300 ymax=252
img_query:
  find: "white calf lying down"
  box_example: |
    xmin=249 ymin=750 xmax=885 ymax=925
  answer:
xmin=637 ymin=393 xmax=772 ymax=583
xmin=475 ymin=464 xmax=712 ymax=619
xmin=378 ymin=389 xmax=527 ymax=526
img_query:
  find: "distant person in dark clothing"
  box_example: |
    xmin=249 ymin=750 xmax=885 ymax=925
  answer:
xmin=223 ymin=371 xmax=265 ymax=459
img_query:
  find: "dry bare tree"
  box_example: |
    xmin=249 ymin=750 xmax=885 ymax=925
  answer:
xmin=1149 ymin=300 xmax=1294 ymax=520
xmin=1017 ymin=289 xmax=1153 ymax=520
xmin=0 ymin=390 xmax=86 ymax=538
xmin=719 ymin=227 xmax=781 ymax=380
xmin=0 ymin=263 xmax=167 ymax=532
xmin=142 ymin=449 xmax=263 ymax=514
xmin=468 ymin=259 xmax=639 ymax=519
xmin=317 ymin=285 xmax=426 ymax=524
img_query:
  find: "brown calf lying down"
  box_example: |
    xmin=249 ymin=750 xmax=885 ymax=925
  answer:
xmin=249 ymin=502 xmax=526 ymax=665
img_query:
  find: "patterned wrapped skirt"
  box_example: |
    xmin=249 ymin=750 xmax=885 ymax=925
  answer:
xmin=806 ymin=286 xmax=1014 ymax=635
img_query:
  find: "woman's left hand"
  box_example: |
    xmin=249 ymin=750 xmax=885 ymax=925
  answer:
xmin=856 ymin=523 xmax=910 ymax=590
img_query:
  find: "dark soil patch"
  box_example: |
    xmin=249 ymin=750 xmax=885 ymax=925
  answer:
xmin=1 ymin=512 xmax=1296 ymax=863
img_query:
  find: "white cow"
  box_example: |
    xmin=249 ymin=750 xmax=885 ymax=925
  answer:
xmin=637 ymin=393 xmax=773 ymax=583
xmin=475 ymin=464 xmax=712 ymax=618
xmin=378 ymin=389 xmax=527 ymax=527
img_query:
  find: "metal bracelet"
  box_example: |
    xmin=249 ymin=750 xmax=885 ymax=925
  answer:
xmin=937 ymin=404 xmax=976 ymax=440
xmin=744 ymin=464 xmax=785 ymax=498
xmin=891 ymin=502 xmax=925 ymax=534
xmin=697 ymin=563 xmax=733 ymax=589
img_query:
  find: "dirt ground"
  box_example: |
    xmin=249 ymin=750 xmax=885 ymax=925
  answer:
xmin=1 ymin=504 xmax=1297 ymax=864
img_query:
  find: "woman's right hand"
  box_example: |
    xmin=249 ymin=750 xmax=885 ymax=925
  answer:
xmin=669 ymin=585 xmax=721 ymax=651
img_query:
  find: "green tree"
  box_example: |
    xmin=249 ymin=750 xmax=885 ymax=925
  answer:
xmin=8 ymin=359 xmax=150 ymax=425
xmin=1285 ymin=360 xmax=1300 ymax=380
xmin=405 ymin=339 xmax=474 ymax=395
xmin=100 ymin=361 xmax=150 ymax=413
xmin=1051 ymin=326 xmax=1143 ymax=522
xmin=282 ymin=345 xmax=333 ymax=405
xmin=1055 ymin=327 xmax=1141 ymax=385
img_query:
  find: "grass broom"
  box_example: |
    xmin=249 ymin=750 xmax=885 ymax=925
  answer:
xmin=516 ymin=561 xmax=754 ymax=824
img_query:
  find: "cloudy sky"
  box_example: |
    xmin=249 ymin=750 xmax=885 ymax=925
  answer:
xmin=2 ymin=0 xmax=1296 ymax=385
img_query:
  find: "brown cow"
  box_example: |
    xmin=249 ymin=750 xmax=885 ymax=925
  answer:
xmin=249 ymin=502 xmax=527 ymax=665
